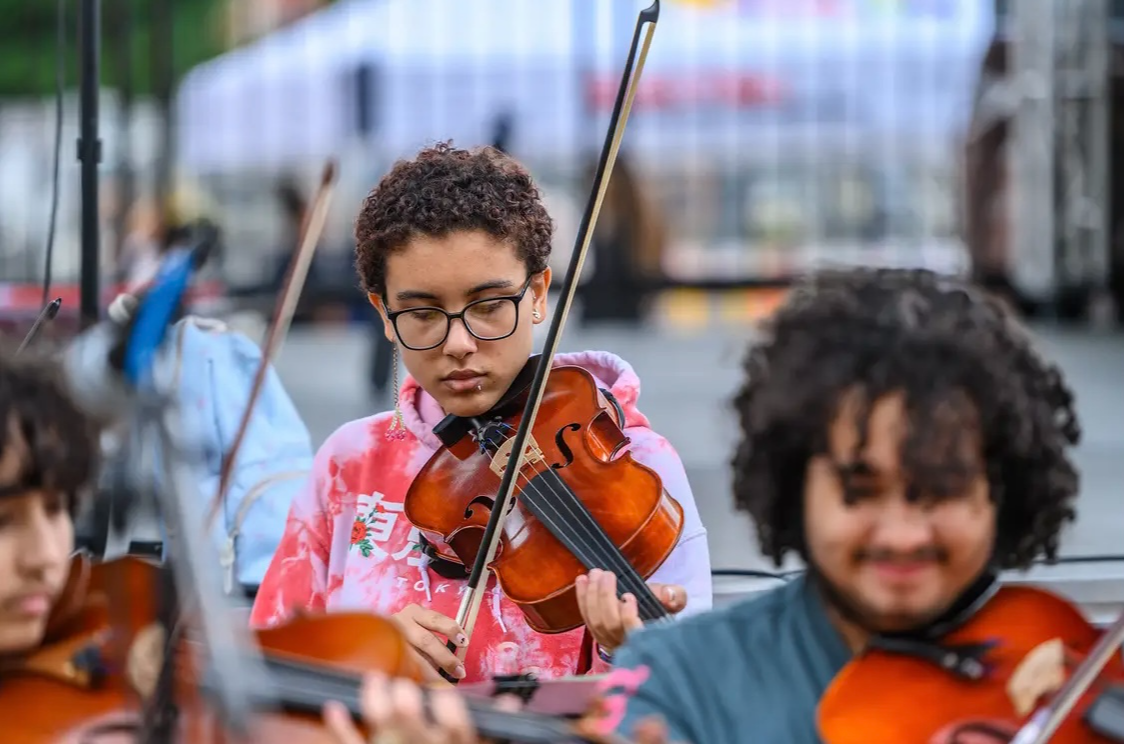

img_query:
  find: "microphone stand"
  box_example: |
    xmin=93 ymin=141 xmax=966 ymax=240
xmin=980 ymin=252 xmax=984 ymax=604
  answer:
xmin=77 ymin=0 xmax=100 ymax=329
xmin=113 ymin=350 xmax=274 ymax=741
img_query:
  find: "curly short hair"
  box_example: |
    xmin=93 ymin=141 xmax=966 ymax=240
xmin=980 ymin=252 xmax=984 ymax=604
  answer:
xmin=354 ymin=142 xmax=554 ymax=297
xmin=0 ymin=350 xmax=99 ymax=510
xmin=732 ymin=268 xmax=1080 ymax=571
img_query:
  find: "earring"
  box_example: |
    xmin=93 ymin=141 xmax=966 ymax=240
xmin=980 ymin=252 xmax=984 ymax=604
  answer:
xmin=385 ymin=345 xmax=408 ymax=441
xmin=532 ymin=310 xmax=541 ymax=320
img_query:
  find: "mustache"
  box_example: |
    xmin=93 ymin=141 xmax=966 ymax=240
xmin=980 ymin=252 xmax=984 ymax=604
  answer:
xmin=856 ymin=547 xmax=948 ymax=563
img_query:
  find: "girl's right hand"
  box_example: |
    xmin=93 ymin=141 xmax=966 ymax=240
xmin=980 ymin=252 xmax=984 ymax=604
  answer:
xmin=390 ymin=603 xmax=468 ymax=681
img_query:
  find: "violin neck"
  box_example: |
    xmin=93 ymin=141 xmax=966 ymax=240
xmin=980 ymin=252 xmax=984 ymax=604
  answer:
xmin=256 ymin=653 xmax=590 ymax=744
xmin=462 ymin=696 xmax=593 ymax=744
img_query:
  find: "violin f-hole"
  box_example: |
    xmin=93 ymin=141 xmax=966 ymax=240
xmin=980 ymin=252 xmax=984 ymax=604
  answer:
xmin=463 ymin=495 xmax=495 ymax=520
xmin=551 ymin=423 xmax=581 ymax=470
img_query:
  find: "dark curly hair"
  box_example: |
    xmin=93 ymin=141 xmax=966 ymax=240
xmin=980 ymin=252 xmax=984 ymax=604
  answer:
xmin=354 ymin=142 xmax=554 ymax=298
xmin=732 ymin=267 xmax=1080 ymax=571
xmin=0 ymin=349 xmax=99 ymax=511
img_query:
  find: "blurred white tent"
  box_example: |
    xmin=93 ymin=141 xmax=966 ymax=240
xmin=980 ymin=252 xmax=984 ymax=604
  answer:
xmin=176 ymin=0 xmax=992 ymax=174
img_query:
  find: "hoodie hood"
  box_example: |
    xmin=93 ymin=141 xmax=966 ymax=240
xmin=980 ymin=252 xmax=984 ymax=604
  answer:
xmin=398 ymin=351 xmax=651 ymax=450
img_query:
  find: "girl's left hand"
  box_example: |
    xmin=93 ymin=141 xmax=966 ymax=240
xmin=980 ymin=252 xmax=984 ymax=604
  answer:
xmin=575 ymin=569 xmax=686 ymax=656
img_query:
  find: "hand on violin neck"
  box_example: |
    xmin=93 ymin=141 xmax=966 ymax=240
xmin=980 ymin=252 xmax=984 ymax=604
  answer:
xmin=624 ymin=716 xmax=680 ymax=744
xmin=323 ymin=671 xmax=501 ymax=744
xmin=390 ymin=604 xmax=468 ymax=681
xmin=575 ymin=569 xmax=686 ymax=655
xmin=578 ymin=714 xmax=683 ymax=744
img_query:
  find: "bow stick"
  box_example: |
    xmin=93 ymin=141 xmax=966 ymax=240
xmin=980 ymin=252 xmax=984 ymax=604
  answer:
xmin=451 ymin=0 xmax=661 ymax=663
xmin=143 ymin=161 xmax=335 ymax=738
xmin=1010 ymin=613 xmax=1124 ymax=744
xmin=208 ymin=160 xmax=337 ymax=530
xmin=16 ymin=297 xmax=62 ymax=355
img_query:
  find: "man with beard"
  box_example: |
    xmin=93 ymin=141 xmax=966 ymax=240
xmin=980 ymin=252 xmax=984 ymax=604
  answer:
xmin=602 ymin=267 xmax=1086 ymax=742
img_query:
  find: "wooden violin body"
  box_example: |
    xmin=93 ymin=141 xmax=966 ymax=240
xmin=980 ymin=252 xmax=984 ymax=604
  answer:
xmin=0 ymin=554 xmax=161 ymax=742
xmin=1 ymin=556 xmax=606 ymax=743
xmin=817 ymin=586 xmax=1124 ymax=743
xmin=404 ymin=365 xmax=684 ymax=633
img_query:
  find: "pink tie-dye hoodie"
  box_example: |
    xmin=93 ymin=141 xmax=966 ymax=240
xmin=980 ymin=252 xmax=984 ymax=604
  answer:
xmin=249 ymin=350 xmax=712 ymax=683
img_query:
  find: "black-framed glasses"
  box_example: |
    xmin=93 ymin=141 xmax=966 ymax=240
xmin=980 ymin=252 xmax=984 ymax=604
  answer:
xmin=385 ymin=275 xmax=535 ymax=351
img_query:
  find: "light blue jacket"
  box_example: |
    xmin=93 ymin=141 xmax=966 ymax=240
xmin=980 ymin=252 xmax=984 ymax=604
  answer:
xmin=165 ymin=317 xmax=313 ymax=593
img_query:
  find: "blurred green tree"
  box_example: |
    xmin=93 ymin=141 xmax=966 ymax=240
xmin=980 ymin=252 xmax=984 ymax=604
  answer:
xmin=0 ymin=0 xmax=225 ymax=98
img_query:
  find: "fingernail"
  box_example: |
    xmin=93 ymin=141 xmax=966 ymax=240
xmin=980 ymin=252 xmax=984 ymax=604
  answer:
xmin=454 ymin=664 xmax=466 ymax=679
xmin=665 ymin=587 xmax=677 ymax=602
xmin=455 ymin=634 xmax=467 ymax=647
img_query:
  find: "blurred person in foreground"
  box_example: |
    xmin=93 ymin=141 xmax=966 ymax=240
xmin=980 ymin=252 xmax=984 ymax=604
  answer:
xmin=0 ymin=352 xmax=99 ymax=661
xmin=324 ymin=267 xmax=1090 ymax=743
xmin=251 ymin=142 xmax=711 ymax=685
xmin=0 ymin=351 xmax=173 ymax=743
xmin=602 ymin=267 xmax=1089 ymax=742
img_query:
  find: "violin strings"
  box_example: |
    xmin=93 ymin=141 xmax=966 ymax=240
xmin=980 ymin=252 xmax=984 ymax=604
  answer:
xmin=500 ymin=461 xmax=663 ymax=618
xmin=510 ymin=462 xmax=669 ymax=620
xmin=514 ymin=465 xmax=668 ymax=621
xmin=494 ymin=441 xmax=670 ymax=622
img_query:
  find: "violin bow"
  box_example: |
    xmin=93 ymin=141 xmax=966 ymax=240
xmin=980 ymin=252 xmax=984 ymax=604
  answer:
xmin=15 ymin=297 xmax=62 ymax=355
xmin=207 ymin=160 xmax=337 ymax=531
xmin=451 ymin=0 xmax=661 ymax=663
xmin=1009 ymin=612 xmax=1124 ymax=744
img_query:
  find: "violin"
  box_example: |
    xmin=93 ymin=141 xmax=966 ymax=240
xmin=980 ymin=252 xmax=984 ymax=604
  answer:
xmin=0 ymin=555 xmax=624 ymax=743
xmin=816 ymin=585 xmax=1124 ymax=743
xmin=404 ymin=362 xmax=684 ymax=634
xmin=0 ymin=554 xmax=164 ymax=742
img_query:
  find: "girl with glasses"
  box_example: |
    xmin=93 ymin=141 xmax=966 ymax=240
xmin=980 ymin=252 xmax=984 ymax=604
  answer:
xmin=249 ymin=142 xmax=712 ymax=688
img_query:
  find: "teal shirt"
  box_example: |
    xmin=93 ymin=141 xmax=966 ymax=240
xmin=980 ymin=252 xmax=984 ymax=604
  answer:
xmin=610 ymin=577 xmax=851 ymax=743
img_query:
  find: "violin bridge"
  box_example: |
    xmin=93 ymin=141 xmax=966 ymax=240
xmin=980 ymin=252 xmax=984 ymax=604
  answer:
xmin=489 ymin=434 xmax=546 ymax=478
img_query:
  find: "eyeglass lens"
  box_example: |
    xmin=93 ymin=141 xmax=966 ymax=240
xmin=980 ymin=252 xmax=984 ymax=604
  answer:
xmin=396 ymin=298 xmax=518 ymax=349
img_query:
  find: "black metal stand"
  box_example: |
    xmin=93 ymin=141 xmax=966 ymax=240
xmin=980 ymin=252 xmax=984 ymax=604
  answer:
xmin=78 ymin=0 xmax=101 ymax=329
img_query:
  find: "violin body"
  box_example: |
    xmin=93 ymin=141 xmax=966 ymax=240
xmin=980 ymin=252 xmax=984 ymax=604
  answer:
xmin=817 ymin=586 xmax=1124 ymax=743
xmin=0 ymin=554 xmax=161 ymax=742
xmin=0 ymin=555 xmax=427 ymax=743
xmin=4 ymin=555 xmax=600 ymax=743
xmin=404 ymin=365 xmax=684 ymax=633
xmin=176 ymin=612 xmax=427 ymax=743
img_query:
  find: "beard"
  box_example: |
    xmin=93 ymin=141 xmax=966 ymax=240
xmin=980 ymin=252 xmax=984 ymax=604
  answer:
xmin=805 ymin=560 xmax=998 ymax=638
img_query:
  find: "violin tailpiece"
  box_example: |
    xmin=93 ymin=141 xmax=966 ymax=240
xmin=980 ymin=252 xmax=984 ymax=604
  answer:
xmin=19 ymin=630 xmax=111 ymax=689
xmin=489 ymin=673 xmax=541 ymax=704
xmin=469 ymin=418 xmax=514 ymax=454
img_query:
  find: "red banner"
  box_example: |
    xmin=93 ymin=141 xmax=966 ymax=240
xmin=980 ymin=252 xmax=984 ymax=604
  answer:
xmin=586 ymin=71 xmax=788 ymax=112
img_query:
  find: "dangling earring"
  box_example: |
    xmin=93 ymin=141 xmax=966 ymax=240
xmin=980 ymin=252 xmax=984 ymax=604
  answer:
xmin=385 ymin=344 xmax=408 ymax=441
